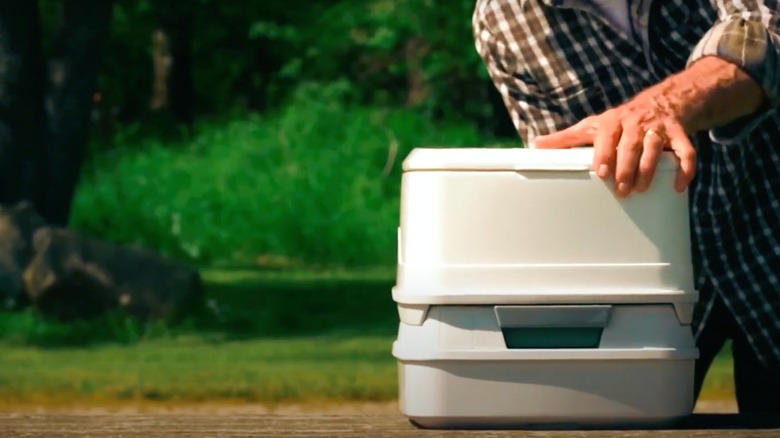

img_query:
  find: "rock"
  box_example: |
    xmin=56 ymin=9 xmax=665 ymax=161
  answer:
xmin=0 ymin=201 xmax=47 ymax=309
xmin=0 ymin=200 xmax=204 ymax=322
xmin=23 ymin=227 xmax=204 ymax=322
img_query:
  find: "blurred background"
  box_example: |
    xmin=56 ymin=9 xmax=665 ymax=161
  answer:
xmin=0 ymin=0 xmax=732 ymax=413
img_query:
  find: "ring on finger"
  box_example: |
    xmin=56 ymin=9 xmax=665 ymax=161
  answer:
xmin=644 ymin=128 xmax=668 ymax=144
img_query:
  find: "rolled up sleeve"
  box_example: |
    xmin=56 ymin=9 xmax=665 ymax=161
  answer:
xmin=687 ymin=1 xmax=780 ymax=142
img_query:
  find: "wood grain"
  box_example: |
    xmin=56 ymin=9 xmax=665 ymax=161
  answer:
xmin=1 ymin=414 xmax=778 ymax=437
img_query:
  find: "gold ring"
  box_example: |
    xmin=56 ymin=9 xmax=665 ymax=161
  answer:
xmin=645 ymin=128 xmax=668 ymax=143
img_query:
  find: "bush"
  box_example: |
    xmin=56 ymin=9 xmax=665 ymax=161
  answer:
xmin=71 ymin=82 xmax=501 ymax=268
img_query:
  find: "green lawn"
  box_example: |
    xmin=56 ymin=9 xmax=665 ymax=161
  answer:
xmin=0 ymin=336 xmax=734 ymax=409
xmin=0 ymin=269 xmax=735 ymax=408
xmin=0 ymin=335 xmax=397 ymax=407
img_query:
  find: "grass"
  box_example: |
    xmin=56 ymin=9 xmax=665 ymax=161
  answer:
xmin=0 ymin=339 xmax=736 ymax=410
xmin=0 ymin=270 xmax=735 ymax=408
xmin=0 ymin=335 xmax=397 ymax=407
xmin=700 ymin=346 xmax=737 ymax=400
xmin=0 ymin=269 xmax=401 ymax=408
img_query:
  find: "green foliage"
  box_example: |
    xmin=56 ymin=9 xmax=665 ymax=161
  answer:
xmin=71 ymin=82 xmax=496 ymax=268
xmin=71 ymin=0 xmax=504 ymax=128
xmin=0 ymin=309 xmax=172 ymax=347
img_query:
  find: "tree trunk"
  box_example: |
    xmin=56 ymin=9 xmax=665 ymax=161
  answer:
xmin=150 ymin=29 xmax=173 ymax=113
xmin=151 ymin=4 xmax=194 ymax=126
xmin=42 ymin=0 xmax=115 ymax=226
xmin=404 ymin=37 xmax=430 ymax=108
xmin=0 ymin=0 xmax=47 ymax=210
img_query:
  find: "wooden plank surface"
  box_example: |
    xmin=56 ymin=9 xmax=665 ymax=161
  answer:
xmin=1 ymin=413 xmax=779 ymax=437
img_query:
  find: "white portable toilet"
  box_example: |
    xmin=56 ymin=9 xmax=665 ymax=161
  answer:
xmin=392 ymin=147 xmax=699 ymax=429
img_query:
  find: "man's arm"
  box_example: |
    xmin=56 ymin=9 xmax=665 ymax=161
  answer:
xmin=472 ymin=3 xmax=581 ymax=146
xmin=644 ymin=56 xmax=764 ymax=135
xmin=535 ymin=1 xmax=780 ymax=197
xmin=686 ymin=1 xmax=780 ymax=138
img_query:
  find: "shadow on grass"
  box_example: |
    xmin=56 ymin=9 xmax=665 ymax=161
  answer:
xmin=0 ymin=270 xmax=399 ymax=347
xmin=196 ymin=273 xmax=399 ymax=339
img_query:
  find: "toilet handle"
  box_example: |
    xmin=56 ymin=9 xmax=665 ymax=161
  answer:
xmin=494 ymin=305 xmax=613 ymax=328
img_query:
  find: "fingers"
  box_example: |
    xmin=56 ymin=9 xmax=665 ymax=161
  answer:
xmin=592 ymin=116 xmax=621 ymax=179
xmin=665 ymin=122 xmax=697 ymax=192
xmin=533 ymin=117 xmax=596 ymax=149
xmin=532 ymin=111 xmax=697 ymax=195
xmin=613 ymin=126 xmax=643 ymax=197
xmin=634 ymin=128 xmax=666 ymax=193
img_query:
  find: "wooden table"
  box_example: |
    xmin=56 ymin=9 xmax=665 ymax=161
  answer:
xmin=2 ymin=413 xmax=779 ymax=437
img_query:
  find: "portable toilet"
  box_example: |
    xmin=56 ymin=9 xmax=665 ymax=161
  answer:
xmin=392 ymin=147 xmax=699 ymax=429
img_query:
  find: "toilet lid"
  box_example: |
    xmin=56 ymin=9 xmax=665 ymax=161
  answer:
xmin=402 ymin=147 xmax=680 ymax=172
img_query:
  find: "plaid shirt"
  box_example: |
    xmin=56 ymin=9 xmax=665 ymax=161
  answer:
xmin=473 ymin=0 xmax=780 ymax=366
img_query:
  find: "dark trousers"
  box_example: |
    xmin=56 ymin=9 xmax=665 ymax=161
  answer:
xmin=693 ymin=294 xmax=780 ymax=413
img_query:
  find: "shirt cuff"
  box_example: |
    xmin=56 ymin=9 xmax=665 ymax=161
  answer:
xmin=687 ymin=18 xmax=780 ymax=143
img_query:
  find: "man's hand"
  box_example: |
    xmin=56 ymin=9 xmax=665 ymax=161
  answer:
xmin=533 ymin=56 xmax=766 ymax=197
xmin=534 ymin=99 xmax=696 ymax=196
